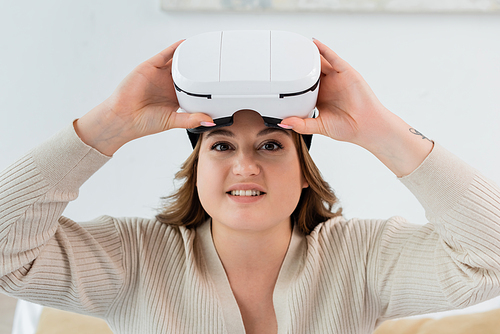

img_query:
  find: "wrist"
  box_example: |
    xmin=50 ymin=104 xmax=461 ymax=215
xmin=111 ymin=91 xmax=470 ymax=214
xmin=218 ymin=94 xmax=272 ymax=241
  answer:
xmin=358 ymin=112 xmax=433 ymax=177
xmin=74 ymin=102 xmax=131 ymax=156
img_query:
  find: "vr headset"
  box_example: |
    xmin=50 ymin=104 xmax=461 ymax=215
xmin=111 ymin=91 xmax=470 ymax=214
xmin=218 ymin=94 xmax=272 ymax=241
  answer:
xmin=171 ymin=30 xmax=320 ymax=149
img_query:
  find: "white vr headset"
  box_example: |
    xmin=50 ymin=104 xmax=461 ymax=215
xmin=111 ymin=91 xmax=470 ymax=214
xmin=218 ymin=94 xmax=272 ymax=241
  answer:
xmin=172 ymin=30 xmax=320 ymax=147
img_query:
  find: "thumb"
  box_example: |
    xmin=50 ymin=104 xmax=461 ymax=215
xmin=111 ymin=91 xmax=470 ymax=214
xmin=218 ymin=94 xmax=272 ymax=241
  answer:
xmin=279 ymin=116 xmax=323 ymax=135
xmin=168 ymin=112 xmax=215 ymax=130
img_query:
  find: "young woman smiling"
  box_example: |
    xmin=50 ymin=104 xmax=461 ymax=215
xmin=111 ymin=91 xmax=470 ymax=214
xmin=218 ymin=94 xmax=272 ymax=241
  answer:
xmin=1 ymin=39 xmax=499 ymax=334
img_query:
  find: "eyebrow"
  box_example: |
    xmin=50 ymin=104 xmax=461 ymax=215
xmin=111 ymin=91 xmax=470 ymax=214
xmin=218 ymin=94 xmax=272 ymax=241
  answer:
xmin=257 ymin=127 xmax=291 ymax=137
xmin=204 ymin=129 xmax=236 ymax=140
xmin=205 ymin=127 xmax=291 ymax=140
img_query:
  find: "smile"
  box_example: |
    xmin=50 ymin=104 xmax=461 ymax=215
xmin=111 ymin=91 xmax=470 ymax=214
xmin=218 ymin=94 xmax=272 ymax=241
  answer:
xmin=229 ymin=190 xmax=264 ymax=196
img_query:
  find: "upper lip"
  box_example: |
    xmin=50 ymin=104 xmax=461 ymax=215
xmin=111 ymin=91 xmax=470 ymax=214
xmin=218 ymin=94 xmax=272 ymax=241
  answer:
xmin=226 ymin=183 xmax=266 ymax=193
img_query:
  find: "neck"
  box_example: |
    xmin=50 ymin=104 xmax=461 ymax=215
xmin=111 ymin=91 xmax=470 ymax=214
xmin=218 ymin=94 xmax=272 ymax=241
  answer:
xmin=211 ymin=219 xmax=292 ymax=277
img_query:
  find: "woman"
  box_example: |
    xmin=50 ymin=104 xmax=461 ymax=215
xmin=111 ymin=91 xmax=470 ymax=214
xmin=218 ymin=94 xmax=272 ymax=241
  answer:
xmin=1 ymin=39 xmax=499 ymax=334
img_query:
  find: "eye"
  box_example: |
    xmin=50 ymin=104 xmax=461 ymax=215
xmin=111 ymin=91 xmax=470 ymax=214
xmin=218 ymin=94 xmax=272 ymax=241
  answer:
xmin=211 ymin=142 xmax=233 ymax=152
xmin=259 ymin=141 xmax=284 ymax=151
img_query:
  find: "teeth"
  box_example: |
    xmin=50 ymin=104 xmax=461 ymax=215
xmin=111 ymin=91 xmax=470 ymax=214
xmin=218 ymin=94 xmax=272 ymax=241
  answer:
xmin=230 ymin=190 xmax=262 ymax=196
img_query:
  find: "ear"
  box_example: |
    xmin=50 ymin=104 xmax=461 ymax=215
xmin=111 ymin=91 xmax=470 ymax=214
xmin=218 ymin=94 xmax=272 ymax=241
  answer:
xmin=302 ymin=179 xmax=309 ymax=189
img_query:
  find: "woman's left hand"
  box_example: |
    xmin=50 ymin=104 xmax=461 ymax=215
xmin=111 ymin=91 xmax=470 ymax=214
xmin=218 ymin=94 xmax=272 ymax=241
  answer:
xmin=281 ymin=39 xmax=433 ymax=177
xmin=280 ymin=39 xmax=392 ymax=149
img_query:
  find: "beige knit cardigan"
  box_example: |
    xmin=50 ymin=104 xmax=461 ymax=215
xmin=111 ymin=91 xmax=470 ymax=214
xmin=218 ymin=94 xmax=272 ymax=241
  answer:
xmin=1 ymin=124 xmax=500 ymax=334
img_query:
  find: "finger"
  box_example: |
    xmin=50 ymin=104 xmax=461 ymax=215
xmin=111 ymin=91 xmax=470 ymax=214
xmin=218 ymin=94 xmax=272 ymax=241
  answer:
xmin=147 ymin=39 xmax=185 ymax=69
xmin=168 ymin=112 xmax=215 ymax=130
xmin=279 ymin=116 xmax=323 ymax=135
xmin=320 ymin=54 xmax=335 ymax=76
xmin=313 ymin=39 xmax=349 ymax=73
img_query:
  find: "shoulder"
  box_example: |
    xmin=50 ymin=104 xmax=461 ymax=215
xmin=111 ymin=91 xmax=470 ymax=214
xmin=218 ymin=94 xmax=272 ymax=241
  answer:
xmin=307 ymin=216 xmax=388 ymax=244
xmin=310 ymin=215 xmax=425 ymax=237
xmin=305 ymin=216 xmax=426 ymax=259
xmin=80 ymin=215 xmax=196 ymax=254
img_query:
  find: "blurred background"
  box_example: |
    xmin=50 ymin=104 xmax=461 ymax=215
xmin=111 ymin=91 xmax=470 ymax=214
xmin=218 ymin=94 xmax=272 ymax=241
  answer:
xmin=1 ymin=0 xmax=500 ymax=330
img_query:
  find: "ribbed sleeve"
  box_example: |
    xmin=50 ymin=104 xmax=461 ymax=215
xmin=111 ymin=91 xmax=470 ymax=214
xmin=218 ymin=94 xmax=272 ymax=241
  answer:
xmin=1 ymin=125 xmax=499 ymax=334
xmin=374 ymin=144 xmax=500 ymax=320
xmin=0 ymin=154 xmax=49 ymax=274
xmin=0 ymin=124 xmax=228 ymax=333
xmin=273 ymin=144 xmax=500 ymax=333
xmin=0 ymin=124 xmax=123 ymax=316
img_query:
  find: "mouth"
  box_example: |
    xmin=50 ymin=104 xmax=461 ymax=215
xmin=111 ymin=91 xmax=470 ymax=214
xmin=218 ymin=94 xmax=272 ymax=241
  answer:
xmin=227 ymin=190 xmax=266 ymax=197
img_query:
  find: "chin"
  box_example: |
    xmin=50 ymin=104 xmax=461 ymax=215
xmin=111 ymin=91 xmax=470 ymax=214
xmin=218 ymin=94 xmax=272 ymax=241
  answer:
xmin=213 ymin=214 xmax=291 ymax=233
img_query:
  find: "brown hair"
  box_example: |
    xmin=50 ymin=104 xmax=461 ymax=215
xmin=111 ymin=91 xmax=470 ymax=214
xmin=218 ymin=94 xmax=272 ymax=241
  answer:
xmin=156 ymin=132 xmax=342 ymax=234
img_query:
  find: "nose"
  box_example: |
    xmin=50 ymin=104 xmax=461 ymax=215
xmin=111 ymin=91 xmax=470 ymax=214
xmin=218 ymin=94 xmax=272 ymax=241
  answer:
xmin=232 ymin=150 xmax=261 ymax=177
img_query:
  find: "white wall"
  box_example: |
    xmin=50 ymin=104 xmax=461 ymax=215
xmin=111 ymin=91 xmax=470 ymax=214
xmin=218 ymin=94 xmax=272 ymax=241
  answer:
xmin=3 ymin=2 xmax=500 ymax=223
xmin=1 ymin=0 xmax=500 ymax=320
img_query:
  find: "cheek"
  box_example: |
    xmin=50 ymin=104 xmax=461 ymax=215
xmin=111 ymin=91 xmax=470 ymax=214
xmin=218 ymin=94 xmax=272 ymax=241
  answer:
xmin=196 ymin=156 xmax=225 ymax=209
xmin=196 ymin=157 xmax=211 ymax=196
xmin=271 ymin=158 xmax=305 ymax=202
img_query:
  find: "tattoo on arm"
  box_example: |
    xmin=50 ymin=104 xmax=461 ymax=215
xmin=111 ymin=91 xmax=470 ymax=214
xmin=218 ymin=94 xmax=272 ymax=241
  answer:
xmin=409 ymin=128 xmax=433 ymax=142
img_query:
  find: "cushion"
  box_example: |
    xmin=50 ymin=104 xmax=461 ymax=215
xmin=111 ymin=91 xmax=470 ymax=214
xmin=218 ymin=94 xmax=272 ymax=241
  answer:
xmin=374 ymin=308 xmax=500 ymax=334
xmin=35 ymin=307 xmax=113 ymax=334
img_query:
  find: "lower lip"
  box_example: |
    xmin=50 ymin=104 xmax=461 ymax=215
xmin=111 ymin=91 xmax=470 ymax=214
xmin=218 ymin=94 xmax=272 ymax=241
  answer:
xmin=227 ymin=193 xmax=266 ymax=204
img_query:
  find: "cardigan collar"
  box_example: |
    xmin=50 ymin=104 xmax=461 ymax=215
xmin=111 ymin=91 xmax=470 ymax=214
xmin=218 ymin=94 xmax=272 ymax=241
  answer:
xmin=197 ymin=219 xmax=306 ymax=334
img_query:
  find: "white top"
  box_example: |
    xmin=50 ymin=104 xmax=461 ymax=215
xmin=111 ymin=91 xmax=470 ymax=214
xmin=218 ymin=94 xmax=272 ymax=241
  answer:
xmin=1 ymin=124 xmax=500 ymax=333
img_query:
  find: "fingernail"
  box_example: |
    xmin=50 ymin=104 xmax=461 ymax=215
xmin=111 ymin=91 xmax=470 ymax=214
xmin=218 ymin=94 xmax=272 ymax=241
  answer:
xmin=278 ymin=123 xmax=293 ymax=130
xmin=201 ymin=121 xmax=216 ymax=127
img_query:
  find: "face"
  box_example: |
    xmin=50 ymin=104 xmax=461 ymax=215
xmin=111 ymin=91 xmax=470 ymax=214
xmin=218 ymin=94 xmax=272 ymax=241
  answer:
xmin=196 ymin=110 xmax=309 ymax=234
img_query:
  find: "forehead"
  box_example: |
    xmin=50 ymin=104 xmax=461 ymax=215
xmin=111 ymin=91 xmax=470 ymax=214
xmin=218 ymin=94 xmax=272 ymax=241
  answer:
xmin=203 ymin=127 xmax=291 ymax=140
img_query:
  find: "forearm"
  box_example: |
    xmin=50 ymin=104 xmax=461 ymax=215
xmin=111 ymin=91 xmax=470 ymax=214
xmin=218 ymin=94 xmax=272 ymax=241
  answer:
xmin=0 ymin=124 xmax=110 ymax=276
xmin=357 ymin=109 xmax=434 ymax=178
xmin=74 ymin=100 xmax=133 ymax=157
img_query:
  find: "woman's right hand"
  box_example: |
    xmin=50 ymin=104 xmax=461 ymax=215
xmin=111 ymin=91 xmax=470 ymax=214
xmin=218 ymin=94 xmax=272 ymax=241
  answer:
xmin=75 ymin=40 xmax=214 ymax=156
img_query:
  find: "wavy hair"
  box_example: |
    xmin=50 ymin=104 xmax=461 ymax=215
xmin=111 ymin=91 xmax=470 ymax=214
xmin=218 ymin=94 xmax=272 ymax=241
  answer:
xmin=156 ymin=132 xmax=342 ymax=234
